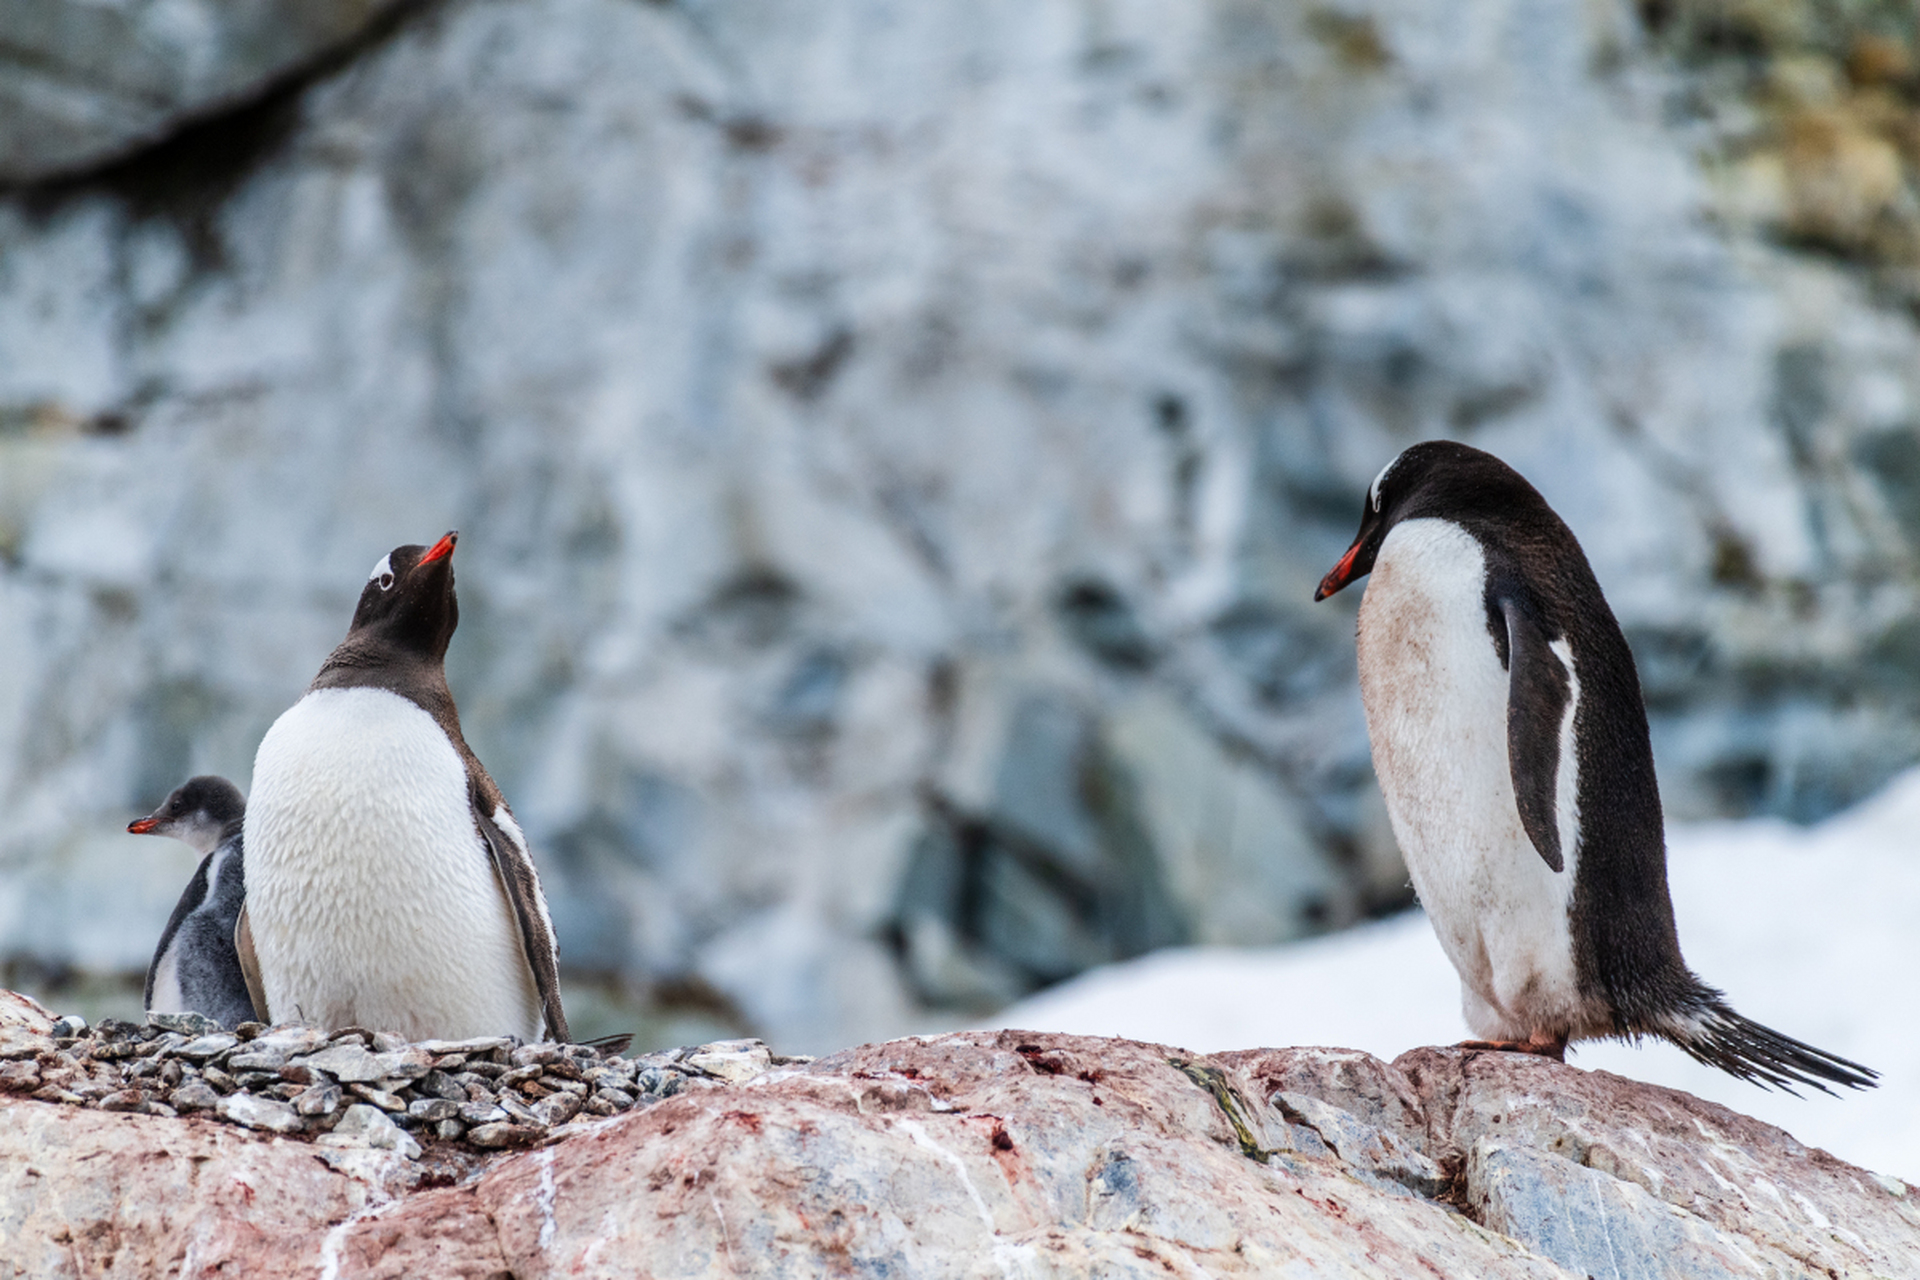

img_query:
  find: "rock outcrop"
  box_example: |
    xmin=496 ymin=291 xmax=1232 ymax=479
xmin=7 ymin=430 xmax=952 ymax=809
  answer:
xmin=0 ymin=0 xmax=411 ymax=183
xmin=5 ymin=0 xmax=1920 ymax=1051
xmin=0 ymin=1008 xmax=1912 ymax=1278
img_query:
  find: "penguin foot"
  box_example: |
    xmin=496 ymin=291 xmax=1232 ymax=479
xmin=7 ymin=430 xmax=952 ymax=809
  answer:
xmin=1455 ymin=1031 xmax=1568 ymax=1062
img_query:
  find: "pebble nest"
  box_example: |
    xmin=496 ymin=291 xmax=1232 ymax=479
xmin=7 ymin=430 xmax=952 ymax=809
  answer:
xmin=0 ymin=1011 xmax=810 ymax=1158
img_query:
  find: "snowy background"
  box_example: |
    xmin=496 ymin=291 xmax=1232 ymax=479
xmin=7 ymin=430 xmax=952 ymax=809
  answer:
xmin=1 ymin=0 xmax=1918 ymax=1170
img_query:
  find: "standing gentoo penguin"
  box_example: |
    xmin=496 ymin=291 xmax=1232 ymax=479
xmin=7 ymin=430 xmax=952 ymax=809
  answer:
xmin=129 ymin=776 xmax=260 ymax=1030
xmin=1315 ymin=441 xmax=1874 ymax=1092
xmin=241 ymin=533 xmax=570 ymax=1043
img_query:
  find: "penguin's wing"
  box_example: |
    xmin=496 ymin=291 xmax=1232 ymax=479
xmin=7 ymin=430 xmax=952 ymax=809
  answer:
xmin=1496 ymin=592 xmax=1573 ymax=873
xmin=467 ymin=766 xmax=571 ymax=1044
xmin=232 ymin=905 xmax=270 ymax=1024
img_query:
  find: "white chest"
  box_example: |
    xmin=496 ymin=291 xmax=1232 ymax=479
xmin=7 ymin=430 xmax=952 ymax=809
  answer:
xmin=1356 ymin=519 xmax=1582 ymax=1038
xmin=244 ymin=687 xmax=540 ymax=1040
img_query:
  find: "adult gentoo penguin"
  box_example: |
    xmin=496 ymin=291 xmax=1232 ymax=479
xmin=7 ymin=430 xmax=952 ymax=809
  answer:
xmin=1315 ymin=441 xmax=1874 ymax=1092
xmin=129 ymin=776 xmax=260 ymax=1030
xmin=241 ymin=532 xmax=570 ymax=1043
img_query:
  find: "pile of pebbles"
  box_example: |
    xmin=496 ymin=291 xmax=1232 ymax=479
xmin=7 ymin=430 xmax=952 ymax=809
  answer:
xmin=0 ymin=1011 xmax=802 ymax=1158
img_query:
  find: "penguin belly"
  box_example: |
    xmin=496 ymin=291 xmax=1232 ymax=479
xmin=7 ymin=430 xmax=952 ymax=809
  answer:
xmin=245 ymin=687 xmax=542 ymax=1041
xmin=1356 ymin=518 xmax=1584 ymax=1041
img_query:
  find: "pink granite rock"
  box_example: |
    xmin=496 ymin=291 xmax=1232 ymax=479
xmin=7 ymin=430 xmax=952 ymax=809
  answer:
xmin=1 ymin=1026 xmax=1914 ymax=1278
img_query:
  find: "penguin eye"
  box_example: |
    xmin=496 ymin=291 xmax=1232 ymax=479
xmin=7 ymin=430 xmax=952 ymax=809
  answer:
xmin=369 ymin=553 xmax=395 ymax=592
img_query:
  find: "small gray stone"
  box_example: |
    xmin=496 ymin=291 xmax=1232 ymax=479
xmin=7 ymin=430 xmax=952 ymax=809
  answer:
xmin=348 ymin=1082 xmax=408 ymax=1112
xmin=595 ymin=1086 xmax=635 ymax=1109
xmin=416 ymin=1036 xmax=512 ymax=1057
xmin=147 ymin=1012 xmax=223 ymax=1038
xmin=434 ymin=1118 xmax=465 ymax=1141
xmin=248 ymin=1027 xmax=327 ymax=1058
xmin=294 ymin=1044 xmax=418 ymax=1084
xmin=415 ymin=1069 xmax=466 ymax=1101
xmin=97 ymin=1089 xmax=146 ymax=1112
xmin=371 ymin=1032 xmax=407 ymax=1053
xmin=408 ymin=1097 xmax=459 ymax=1122
xmin=201 ymin=1067 xmax=238 ymax=1093
xmin=509 ymin=1044 xmax=564 ymax=1068
xmin=227 ymin=1047 xmax=288 ymax=1071
xmin=169 ymin=1082 xmax=221 ymax=1112
xmin=459 ymin=1102 xmax=508 ymax=1126
xmin=218 ymin=1092 xmax=304 ymax=1134
xmin=532 ymin=1091 xmax=582 ymax=1126
xmin=498 ymin=1093 xmax=544 ymax=1126
xmin=176 ymin=1035 xmax=239 ymax=1062
xmin=685 ymin=1041 xmax=773 ymax=1084
xmin=294 ymin=1083 xmax=344 ymax=1117
xmin=321 ymin=1104 xmax=421 ymax=1158
xmin=467 ymin=1122 xmax=541 ymax=1149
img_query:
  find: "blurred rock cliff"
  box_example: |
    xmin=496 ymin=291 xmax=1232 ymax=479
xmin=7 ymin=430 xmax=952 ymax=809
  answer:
xmin=2 ymin=0 xmax=1919 ymax=1051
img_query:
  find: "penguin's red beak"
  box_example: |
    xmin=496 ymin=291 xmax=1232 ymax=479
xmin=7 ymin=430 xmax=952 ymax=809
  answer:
xmin=127 ymin=817 xmax=158 ymax=835
xmin=1314 ymin=538 xmax=1367 ymax=602
xmin=419 ymin=531 xmax=457 ymax=566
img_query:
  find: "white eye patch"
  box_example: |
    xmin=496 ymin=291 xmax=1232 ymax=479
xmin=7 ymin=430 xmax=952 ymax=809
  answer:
xmin=1369 ymin=454 xmax=1399 ymax=513
xmin=369 ymin=553 xmax=395 ymax=591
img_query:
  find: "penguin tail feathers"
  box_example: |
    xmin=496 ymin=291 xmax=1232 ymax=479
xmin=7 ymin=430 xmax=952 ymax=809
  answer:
xmin=1659 ymin=991 xmax=1878 ymax=1096
xmin=579 ymin=1031 xmax=633 ymax=1058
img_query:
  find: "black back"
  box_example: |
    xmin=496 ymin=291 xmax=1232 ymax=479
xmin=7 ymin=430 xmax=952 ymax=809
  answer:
xmin=1339 ymin=442 xmax=1693 ymax=1028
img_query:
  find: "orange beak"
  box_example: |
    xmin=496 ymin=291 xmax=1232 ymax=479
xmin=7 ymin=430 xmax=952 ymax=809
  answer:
xmin=127 ymin=817 xmax=159 ymax=835
xmin=1314 ymin=538 xmax=1367 ymax=601
xmin=419 ymin=531 xmax=458 ymax=566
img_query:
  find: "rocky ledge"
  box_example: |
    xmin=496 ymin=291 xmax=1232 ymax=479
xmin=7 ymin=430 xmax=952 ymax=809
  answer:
xmin=0 ymin=992 xmax=1914 ymax=1278
xmin=0 ymin=991 xmax=792 ymax=1163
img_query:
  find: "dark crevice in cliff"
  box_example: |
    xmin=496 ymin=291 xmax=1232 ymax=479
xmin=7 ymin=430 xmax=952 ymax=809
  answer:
xmin=5 ymin=0 xmax=449 ymax=242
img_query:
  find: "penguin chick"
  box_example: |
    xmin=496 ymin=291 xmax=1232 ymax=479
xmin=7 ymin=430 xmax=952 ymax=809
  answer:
xmin=129 ymin=776 xmax=259 ymax=1030
xmin=242 ymin=532 xmax=569 ymax=1043
xmin=1316 ymin=441 xmax=1875 ymax=1093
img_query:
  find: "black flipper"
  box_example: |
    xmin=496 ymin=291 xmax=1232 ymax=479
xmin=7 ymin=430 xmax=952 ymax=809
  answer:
xmin=470 ymin=773 xmax=571 ymax=1044
xmin=1498 ymin=592 xmax=1572 ymax=873
xmin=146 ymin=852 xmax=215 ymax=1010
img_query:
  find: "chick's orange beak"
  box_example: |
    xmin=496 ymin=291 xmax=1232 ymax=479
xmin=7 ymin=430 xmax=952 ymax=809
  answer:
xmin=127 ymin=817 xmax=158 ymax=835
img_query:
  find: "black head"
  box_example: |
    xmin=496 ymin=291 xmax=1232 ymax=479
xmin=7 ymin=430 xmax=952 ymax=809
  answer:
xmin=1313 ymin=441 xmax=1551 ymax=601
xmin=128 ymin=775 xmax=246 ymax=853
xmin=344 ymin=532 xmax=461 ymax=662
